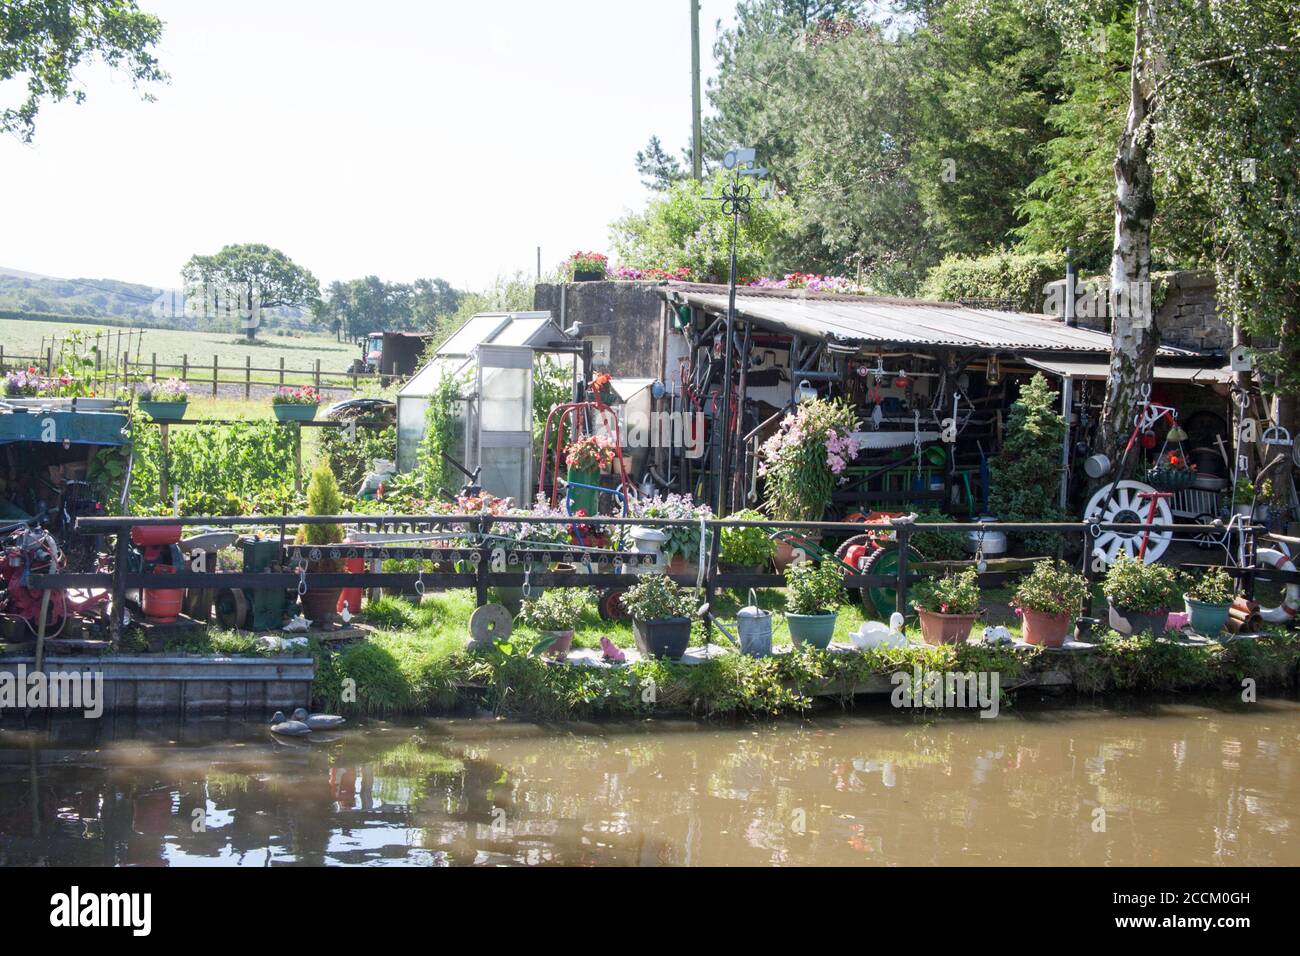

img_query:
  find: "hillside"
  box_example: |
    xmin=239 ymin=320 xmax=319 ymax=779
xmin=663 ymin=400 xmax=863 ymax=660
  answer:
xmin=0 ymin=266 xmax=312 ymax=331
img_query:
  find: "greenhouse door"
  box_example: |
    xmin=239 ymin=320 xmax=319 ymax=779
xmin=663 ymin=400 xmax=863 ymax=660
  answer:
xmin=471 ymin=344 xmax=534 ymax=506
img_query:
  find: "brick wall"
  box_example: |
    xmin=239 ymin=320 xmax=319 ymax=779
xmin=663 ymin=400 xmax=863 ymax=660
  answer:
xmin=1041 ymin=270 xmax=1231 ymax=353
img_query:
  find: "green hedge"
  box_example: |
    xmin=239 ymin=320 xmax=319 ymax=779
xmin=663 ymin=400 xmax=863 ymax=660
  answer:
xmin=921 ymin=250 xmax=1066 ymax=313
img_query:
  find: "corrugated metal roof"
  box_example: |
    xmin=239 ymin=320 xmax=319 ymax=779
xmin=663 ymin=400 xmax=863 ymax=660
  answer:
xmin=1024 ymin=357 xmax=1233 ymax=384
xmin=668 ymin=289 xmax=1195 ymax=356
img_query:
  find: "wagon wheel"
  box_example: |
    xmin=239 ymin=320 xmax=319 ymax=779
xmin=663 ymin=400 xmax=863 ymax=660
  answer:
xmin=1192 ymin=513 xmax=1221 ymax=551
xmin=858 ymin=544 xmax=923 ymax=620
xmin=833 ymin=534 xmax=875 ymax=606
xmin=597 ymin=587 xmax=629 ymax=621
xmin=215 ymin=588 xmax=249 ymax=630
xmin=1082 ymin=479 xmax=1173 ymax=565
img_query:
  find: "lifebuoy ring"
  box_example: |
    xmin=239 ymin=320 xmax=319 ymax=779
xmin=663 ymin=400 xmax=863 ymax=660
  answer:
xmin=1257 ymin=548 xmax=1300 ymax=624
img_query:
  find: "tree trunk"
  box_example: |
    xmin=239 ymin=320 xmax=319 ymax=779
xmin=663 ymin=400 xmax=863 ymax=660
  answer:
xmin=1095 ymin=0 xmax=1160 ymax=471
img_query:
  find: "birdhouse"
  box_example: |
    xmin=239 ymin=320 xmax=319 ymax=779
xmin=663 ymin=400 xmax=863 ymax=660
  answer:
xmin=1229 ymin=345 xmax=1253 ymax=373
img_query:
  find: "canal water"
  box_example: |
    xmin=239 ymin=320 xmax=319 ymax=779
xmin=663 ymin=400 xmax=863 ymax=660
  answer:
xmin=3 ymin=697 xmax=1298 ymax=866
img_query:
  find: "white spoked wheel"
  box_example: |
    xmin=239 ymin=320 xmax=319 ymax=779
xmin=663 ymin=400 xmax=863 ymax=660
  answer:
xmin=1257 ymin=548 xmax=1300 ymax=624
xmin=1083 ymin=479 xmax=1173 ymax=565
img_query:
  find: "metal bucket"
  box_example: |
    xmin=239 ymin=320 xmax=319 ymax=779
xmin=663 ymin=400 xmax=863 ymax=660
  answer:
xmin=1084 ymin=453 xmax=1111 ymax=479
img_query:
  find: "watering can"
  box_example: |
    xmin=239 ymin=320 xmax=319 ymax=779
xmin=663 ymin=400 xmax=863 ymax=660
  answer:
xmin=703 ymin=590 xmax=773 ymax=657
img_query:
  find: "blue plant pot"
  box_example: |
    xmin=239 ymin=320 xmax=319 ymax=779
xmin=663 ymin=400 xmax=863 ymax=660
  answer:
xmin=274 ymin=403 xmax=319 ymax=422
xmin=787 ymin=611 xmax=837 ymax=649
xmin=139 ymin=400 xmax=187 ymax=422
xmin=1184 ymin=595 xmax=1231 ymax=638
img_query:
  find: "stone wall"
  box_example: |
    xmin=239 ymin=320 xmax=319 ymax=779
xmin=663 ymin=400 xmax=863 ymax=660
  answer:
xmin=1041 ymin=270 xmax=1231 ymax=353
xmin=533 ymin=281 xmax=664 ymax=379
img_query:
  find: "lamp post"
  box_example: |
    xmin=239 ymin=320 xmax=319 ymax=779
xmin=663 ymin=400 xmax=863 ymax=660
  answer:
xmin=709 ymin=148 xmax=768 ymax=515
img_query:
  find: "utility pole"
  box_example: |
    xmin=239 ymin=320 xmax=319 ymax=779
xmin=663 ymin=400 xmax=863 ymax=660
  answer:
xmin=691 ymin=0 xmax=703 ymax=181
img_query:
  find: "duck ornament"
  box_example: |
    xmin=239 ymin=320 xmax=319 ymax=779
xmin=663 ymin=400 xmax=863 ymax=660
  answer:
xmin=269 ymin=709 xmax=346 ymax=737
xmin=852 ymin=612 xmax=907 ymax=650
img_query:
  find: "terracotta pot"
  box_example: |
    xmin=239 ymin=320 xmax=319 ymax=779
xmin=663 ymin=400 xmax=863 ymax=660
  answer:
xmin=1020 ymin=607 xmax=1072 ymax=648
xmin=773 ymin=534 xmax=821 ymax=573
xmin=301 ymin=587 xmax=341 ymax=625
xmin=538 ymin=629 xmax=575 ymax=658
xmin=916 ymin=608 xmax=978 ymax=645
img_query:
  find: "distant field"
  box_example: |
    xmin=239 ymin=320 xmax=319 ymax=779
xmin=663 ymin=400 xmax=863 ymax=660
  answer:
xmin=0 ymin=316 xmax=359 ymax=381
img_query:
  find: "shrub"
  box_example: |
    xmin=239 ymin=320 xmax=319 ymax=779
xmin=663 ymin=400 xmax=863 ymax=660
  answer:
xmin=910 ymin=508 xmax=965 ymax=561
xmin=988 ymin=373 xmax=1067 ymax=553
xmin=517 ymin=589 xmax=591 ymax=632
xmin=620 ymin=573 xmax=696 ymax=621
xmin=785 ymin=559 xmax=846 ymax=616
xmin=921 ymin=250 xmax=1066 ymax=312
xmin=299 ymin=460 xmax=343 ymax=547
xmin=1102 ymin=552 xmax=1181 ymax=611
xmin=1013 ymin=559 xmax=1089 ymax=616
xmin=719 ymin=509 xmax=776 ymax=567
xmin=913 ymin=567 xmax=981 ymax=614
xmin=1184 ymin=566 xmax=1235 ymax=605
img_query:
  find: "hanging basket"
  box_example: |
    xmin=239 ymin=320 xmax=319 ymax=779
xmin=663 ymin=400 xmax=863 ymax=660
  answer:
xmin=1145 ymin=466 xmax=1195 ymax=491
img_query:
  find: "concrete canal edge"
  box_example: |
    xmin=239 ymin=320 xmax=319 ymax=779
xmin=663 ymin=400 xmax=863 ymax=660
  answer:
xmin=0 ymin=655 xmax=314 ymax=715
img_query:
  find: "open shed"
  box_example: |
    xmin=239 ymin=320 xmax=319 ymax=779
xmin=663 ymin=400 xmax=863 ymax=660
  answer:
xmin=654 ymin=283 xmax=1229 ymax=519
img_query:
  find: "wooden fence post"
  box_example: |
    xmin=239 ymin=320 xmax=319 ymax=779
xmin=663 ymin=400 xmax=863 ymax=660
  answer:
xmin=314 ymin=359 xmax=321 ymax=390
xmin=46 ymin=347 xmax=53 ymax=373
xmin=151 ymin=352 xmax=157 ymax=381
xmin=894 ymin=524 xmax=911 ymax=618
xmin=279 ymin=357 xmax=285 ymax=386
xmin=212 ymin=355 xmax=219 ymax=397
xmin=182 ymin=354 xmax=188 ymax=381
xmin=245 ymin=355 xmax=252 ymax=399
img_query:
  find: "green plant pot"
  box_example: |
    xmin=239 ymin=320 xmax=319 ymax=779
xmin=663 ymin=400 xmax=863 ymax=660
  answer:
xmin=1184 ymin=595 xmax=1231 ymax=637
xmin=139 ymin=400 xmax=187 ymax=422
xmin=787 ymin=611 xmax=837 ymax=649
xmin=565 ymin=465 xmax=600 ymax=517
xmin=274 ymin=403 xmax=319 ymax=422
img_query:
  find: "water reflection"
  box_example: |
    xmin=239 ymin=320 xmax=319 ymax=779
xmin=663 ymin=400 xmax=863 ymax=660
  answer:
xmin=2 ymin=697 xmax=1298 ymax=866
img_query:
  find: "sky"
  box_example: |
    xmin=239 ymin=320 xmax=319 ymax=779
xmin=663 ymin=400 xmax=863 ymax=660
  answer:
xmin=0 ymin=0 xmax=737 ymax=292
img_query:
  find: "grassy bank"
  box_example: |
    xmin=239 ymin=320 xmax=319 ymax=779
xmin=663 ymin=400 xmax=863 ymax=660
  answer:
xmin=139 ymin=589 xmax=1300 ymax=722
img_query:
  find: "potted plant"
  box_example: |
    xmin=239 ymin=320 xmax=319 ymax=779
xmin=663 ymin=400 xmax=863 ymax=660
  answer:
xmin=518 ymin=588 xmax=591 ymax=658
xmin=563 ymin=432 xmax=617 ymax=518
xmin=138 ymin=378 xmax=190 ymax=421
xmin=296 ymin=460 xmax=345 ymax=624
xmin=634 ymin=492 xmax=713 ymax=573
xmin=1012 ymin=559 xmax=1088 ymax=648
xmin=719 ymin=508 xmax=776 ymax=573
xmin=1145 ymin=450 xmax=1196 ymax=491
xmin=1102 ymin=552 xmax=1181 ymax=635
xmin=758 ymin=398 xmax=859 ymax=569
xmin=272 ymin=385 xmax=322 ymax=422
xmin=1183 ymin=566 xmax=1236 ymax=638
xmin=570 ymin=251 xmax=608 ymax=282
xmin=1232 ymin=476 xmax=1271 ymax=520
xmin=912 ymin=567 xmax=981 ymax=645
xmin=784 ymin=558 xmax=845 ymax=649
xmin=620 ymin=573 xmax=696 ymax=659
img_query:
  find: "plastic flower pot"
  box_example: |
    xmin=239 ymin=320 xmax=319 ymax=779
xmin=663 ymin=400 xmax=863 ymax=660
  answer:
xmin=1183 ymin=595 xmax=1231 ymax=637
xmin=539 ymin=629 xmax=575 ymax=658
xmin=773 ymin=534 xmax=821 ymax=573
xmin=573 ymin=269 xmax=604 ymax=282
xmin=274 ymin=403 xmax=320 ymax=422
xmin=1020 ymin=607 xmax=1072 ymax=648
xmin=1107 ymin=601 xmax=1170 ymax=636
xmin=916 ymin=608 xmax=979 ymax=645
xmin=565 ymin=465 xmax=600 ymax=518
xmin=787 ymin=611 xmax=837 ymax=649
xmin=633 ymin=617 xmax=691 ymax=660
xmin=139 ymin=400 xmax=188 ymax=422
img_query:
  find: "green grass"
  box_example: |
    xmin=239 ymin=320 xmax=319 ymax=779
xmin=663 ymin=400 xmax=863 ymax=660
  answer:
xmin=0 ymin=317 xmax=359 ymax=383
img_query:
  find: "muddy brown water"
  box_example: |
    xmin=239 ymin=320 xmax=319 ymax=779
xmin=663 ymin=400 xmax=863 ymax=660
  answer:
xmin=2 ymin=697 xmax=1298 ymax=866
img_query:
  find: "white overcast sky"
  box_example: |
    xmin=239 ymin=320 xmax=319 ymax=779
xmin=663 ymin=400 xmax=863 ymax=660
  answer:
xmin=0 ymin=0 xmax=736 ymax=291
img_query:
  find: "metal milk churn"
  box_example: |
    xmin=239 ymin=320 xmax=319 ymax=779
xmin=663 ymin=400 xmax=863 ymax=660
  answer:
xmin=630 ymin=526 xmax=668 ymax=574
